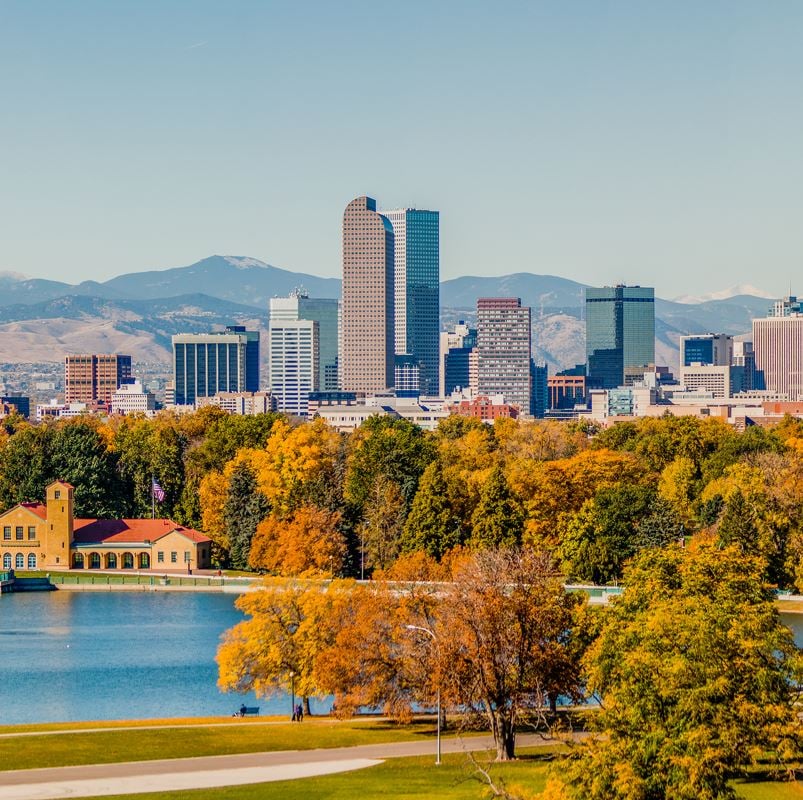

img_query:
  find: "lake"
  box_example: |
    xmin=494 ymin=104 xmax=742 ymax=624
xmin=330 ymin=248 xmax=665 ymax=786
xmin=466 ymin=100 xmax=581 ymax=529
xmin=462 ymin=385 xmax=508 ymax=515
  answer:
xmin=0 ymin=591 xmax=801 ymax=725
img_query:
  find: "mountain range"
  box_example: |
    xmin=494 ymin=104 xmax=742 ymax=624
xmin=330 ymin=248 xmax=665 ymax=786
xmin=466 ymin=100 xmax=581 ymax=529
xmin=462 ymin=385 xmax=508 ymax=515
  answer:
xmin=0 ymin=256 xmax=778 ymax=371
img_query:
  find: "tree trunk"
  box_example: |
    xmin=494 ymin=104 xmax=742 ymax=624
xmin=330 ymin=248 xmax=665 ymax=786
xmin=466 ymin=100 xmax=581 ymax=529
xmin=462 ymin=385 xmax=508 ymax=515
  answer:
xmin=440 ymin=705 xmax=448 ymax=732
xmin=303 ymin=696 xmax=311 ymax=716
xmin=489 ymin=710 xmax=516 ymax=761
xmin=548 ymin=693 xmax=558 ymax=715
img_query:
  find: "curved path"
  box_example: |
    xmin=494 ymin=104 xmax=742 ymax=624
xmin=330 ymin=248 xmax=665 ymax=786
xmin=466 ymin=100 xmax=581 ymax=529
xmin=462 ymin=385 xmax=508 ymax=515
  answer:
xmin=0 ymin=733 xmax=558 ymax=800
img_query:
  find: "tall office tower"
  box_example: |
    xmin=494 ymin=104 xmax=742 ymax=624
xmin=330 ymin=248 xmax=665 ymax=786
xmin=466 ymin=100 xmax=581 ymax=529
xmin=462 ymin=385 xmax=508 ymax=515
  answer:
xmin=341 ymin=196 xmax=395 ymax=392
xmin=269 ymin=292 xmax=339 ymax=391
xmin=65 ymin=354 xmax=132 ymax=404
xmin=381 ymin=207 xmax=440 ymax=394
xmin=753 ymin=296 xmax=803 ymax=400
xmin=585 ymin=285 xmax=655 ymax=389
xmin=394 ymin=354 xmax=421 ymax=398
xmin=732 ymin=340 xmax=760 ymax=390
xmin=269 ymin=318 xmax=318 ymax=417
xmin=530 ymin=361 xmax=548 ymax=418
xmin=680 ymin=334 xmax=733 ymax=367
xmin=440 ymin=321 xmax=478 ymax=396
xmin=172 ymin=326 xmax=260 ymax=406
xmin=477 ymin=298 xmax=532 ymax=411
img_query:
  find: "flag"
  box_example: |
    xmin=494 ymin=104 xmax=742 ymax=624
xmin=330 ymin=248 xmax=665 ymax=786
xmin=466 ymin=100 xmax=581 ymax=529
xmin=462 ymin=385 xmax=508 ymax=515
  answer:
xmin=152 ymin=478 xmax=165 ymax=503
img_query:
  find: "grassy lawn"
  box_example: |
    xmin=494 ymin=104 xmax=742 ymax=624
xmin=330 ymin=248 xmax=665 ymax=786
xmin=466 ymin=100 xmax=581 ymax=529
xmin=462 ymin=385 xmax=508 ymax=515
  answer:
xmin=0 ymin=718 xmax=456 ymax=772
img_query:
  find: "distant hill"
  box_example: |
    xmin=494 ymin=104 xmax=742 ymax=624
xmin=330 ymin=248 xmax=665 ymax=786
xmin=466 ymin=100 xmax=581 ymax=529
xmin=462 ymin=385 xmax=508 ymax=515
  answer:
xmin=0 ymin=257 xmax=778 ymax=369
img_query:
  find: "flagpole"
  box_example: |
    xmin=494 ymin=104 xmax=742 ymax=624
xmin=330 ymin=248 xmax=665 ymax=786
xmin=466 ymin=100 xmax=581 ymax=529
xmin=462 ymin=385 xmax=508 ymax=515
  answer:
xmin=151 ymin=475 xmax=155 ymax=519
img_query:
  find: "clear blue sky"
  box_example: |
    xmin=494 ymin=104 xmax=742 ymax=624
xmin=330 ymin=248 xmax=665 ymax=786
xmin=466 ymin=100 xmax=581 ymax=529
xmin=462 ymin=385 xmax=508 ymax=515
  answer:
xmin=2 ymin=1 xmax=802 ymax=298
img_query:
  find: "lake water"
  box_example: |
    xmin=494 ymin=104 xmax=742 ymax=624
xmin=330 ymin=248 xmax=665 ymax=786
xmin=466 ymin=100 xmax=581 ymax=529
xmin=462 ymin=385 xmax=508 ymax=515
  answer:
xmin=0 ymin=591 xmax=801 ymax=725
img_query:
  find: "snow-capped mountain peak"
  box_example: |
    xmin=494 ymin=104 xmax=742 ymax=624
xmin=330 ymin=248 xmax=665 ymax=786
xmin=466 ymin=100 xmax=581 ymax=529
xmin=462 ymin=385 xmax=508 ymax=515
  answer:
xmin=673 ymin=284 xmax=775 ymax=304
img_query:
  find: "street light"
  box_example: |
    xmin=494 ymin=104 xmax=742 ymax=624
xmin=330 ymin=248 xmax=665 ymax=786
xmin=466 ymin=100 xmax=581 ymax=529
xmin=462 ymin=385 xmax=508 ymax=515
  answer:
xmin=290 ymin=670 xmax=295 ymax=721
xmin=405 ymin=624 xmax=440 ymax=765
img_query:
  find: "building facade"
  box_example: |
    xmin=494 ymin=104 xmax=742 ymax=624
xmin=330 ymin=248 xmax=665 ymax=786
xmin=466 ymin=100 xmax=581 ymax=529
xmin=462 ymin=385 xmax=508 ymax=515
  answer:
xmin=753 ymin=297 xmax=803 ymax=400
xmin=680 ymin=334 xmax=733 ymax=367
xmin=341 ymin=196 xmax=395 ymax=392
xmin=172 ymin=326 xmax=260 ymax=406
xmin=111 ymin=380 xmax=156 ymax=415
xmin=0 ymin=481 xmax=212 ymax=572
xmin=477 ymin=298 xmax=532 ymax=412
xmin=440 ymin=321 xmax=477 ymax=396
xmin=585 ymin=285 xmax=655 ymax=389
xmin=65 ymin=354 xmax=132 ymax=404
xmin=382 ymin=207 xmax=440 ymax=395
xmin=268 ymin=318 xmax=318 ymax=417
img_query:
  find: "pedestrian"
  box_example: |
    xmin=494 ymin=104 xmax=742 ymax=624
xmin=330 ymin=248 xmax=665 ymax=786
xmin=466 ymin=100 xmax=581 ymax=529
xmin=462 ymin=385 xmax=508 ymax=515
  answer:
xmin=296 ymin=703 xmax=303 ymax=722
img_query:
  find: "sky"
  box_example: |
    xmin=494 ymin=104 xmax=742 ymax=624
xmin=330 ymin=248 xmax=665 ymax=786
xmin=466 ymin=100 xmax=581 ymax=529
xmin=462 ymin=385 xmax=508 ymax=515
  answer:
xmin=1 ymin=1 xmax=803 ymax=299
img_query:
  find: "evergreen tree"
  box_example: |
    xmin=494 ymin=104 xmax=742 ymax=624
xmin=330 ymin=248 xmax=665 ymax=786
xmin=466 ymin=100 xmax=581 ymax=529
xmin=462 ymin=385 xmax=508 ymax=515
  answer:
xmin=716 ymin=489 xmax=759 ymax=554
xmin=469 ymin=465 xmax=524 ymax=549
xmin=400 ymin=463 xmax=462 ymax=559
xmin=224 ymin=463 xmax=269 ymax=570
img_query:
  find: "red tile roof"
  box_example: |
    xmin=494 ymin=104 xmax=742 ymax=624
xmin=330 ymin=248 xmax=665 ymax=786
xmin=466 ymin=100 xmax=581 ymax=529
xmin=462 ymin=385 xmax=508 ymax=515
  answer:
xmin=72 ymin=518 xmax=210 ymax=545
xmin=19 ymin=503 xmax=48 ymax=520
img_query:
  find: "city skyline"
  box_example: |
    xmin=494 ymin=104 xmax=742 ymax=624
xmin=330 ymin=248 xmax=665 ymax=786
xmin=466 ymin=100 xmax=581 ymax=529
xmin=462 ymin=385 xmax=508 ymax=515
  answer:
xmin=3 ymin=3 xmax=803 ymax=298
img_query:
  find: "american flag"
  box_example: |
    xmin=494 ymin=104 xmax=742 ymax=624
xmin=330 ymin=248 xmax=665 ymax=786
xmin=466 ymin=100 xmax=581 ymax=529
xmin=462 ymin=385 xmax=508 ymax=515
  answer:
xmin=152 ymin=478 xmax=166 ymax=503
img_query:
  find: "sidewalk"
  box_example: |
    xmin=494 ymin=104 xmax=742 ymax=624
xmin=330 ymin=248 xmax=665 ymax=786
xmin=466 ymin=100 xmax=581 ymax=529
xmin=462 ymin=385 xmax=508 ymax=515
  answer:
xmin=0 ymin=733 xmax=554 ymax=799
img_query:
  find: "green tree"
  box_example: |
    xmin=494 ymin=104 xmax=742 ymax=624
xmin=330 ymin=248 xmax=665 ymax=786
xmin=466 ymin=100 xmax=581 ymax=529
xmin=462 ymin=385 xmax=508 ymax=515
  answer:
xmin=469 ymin=465 xmax=524 ymax=549
xmin=358 ymin=478 xmax=406 ymax=572
xmin=559 ymin=546 xmax=803 ymax=800
xmin=400 ymin=462 xmax=462 ymax=559
xmin=0 ymin=424 xmax=52 ymax=510
xmin=224 ymin=462 xmax=269 ymax=570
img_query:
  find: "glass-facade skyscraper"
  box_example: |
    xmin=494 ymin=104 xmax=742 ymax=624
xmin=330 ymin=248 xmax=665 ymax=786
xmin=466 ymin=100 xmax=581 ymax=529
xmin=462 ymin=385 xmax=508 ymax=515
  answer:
xmin=381 ymin=207 xmax=440 ymax=395
xmin=585 ymin=285 xmax=655 ymax=389
xmin=172 ymin=326 xmax=260 ymax=406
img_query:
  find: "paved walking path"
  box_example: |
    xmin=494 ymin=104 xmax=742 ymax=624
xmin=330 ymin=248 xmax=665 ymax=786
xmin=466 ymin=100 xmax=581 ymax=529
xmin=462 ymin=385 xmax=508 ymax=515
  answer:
xmin=0 ymin=733 xmax=556 ymax=800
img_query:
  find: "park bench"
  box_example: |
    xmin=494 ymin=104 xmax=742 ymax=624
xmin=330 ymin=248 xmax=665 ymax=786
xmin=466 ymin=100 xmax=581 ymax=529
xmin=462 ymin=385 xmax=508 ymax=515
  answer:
xmin=237 ymin=706 xmax=260 ymax=717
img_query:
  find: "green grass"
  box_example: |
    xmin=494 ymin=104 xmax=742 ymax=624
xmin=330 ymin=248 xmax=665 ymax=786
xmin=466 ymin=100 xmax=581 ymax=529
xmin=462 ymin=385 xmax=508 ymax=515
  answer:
xmin=0 ymin=718 xmax=454 ymax=772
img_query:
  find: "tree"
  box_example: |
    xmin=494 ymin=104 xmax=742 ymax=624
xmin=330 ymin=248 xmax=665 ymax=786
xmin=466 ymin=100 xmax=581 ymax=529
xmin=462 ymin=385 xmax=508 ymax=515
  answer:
xmin=358 ymin=478 xmax=405 ymax=572
xmin=249 ymin=506 xmax=345 ymax=577
xmin=224 ymin=462 xmax=269 ymax=570
xmin=558 ymin=545 xmax=803 ymax=800
xmin=437 ymin=549 xmax=584 ymax=761
xmin=469 ymin=465 xmax=524 ymax=549
xmin=400 ymin=462 xmax=463 ymax=559
xmin=217 ymin=579 xmax=341 ymax=716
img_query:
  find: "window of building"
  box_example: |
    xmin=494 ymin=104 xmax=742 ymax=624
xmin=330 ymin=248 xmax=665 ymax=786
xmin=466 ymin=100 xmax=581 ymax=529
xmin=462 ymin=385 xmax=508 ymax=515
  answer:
xmin=2 ymin=553 xmax=10 ymax=569
xmin=15 ymin=553 xmax=24 ymax=569
xmin=28 ymin=527 xmax=36 ymax=540
xmin=171 ymin=551 xmax=177 ymax=563
xmin=15 ymin=527 xmax=23 ymax=540
xmin=3 ymin=527 xmax=9 ymax=540
xmin=184 ymin=551 xmax=191 ymax=563
xmin=27 ymin=554 xmax=36 ymax=569
xmin=55 ymin=490 xmax=61 ymax=499
xmin=157 ymin=551 xmax=164 ymax=563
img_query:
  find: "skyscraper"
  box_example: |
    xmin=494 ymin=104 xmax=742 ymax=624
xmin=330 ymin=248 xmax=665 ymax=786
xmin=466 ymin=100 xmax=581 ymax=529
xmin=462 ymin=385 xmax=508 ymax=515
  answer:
xmin=440 ymin=321 xmax=478 ymax=396
xmin=679 ymin=334 xmax=733 ymax=367
xmin=172 ymin=326 xmax=260 ymax=406
xmin=268 ymin=317 xmax=318 ymax=417
xmin=585 ymin=285 xmax=655 ymax=389
xmin=65 ymin=354 xmax=132 ymax=404
xmin=477 ymin=298 xmax=532 ymax=411
xmin=753 ymin=296 xmax=803 ymax=400
xmin=269 ymin=292 xmax=339 ymax=391
xmin=381 ymin=207 xmax=440 ymax=395
xmin=341 ymin=196 xmax=395 ymax=392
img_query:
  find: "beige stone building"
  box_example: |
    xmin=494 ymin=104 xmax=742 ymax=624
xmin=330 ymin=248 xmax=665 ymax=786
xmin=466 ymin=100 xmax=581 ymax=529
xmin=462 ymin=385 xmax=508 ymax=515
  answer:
xmin=341 ymin=196 xmax=395 ymax=392
xmin=1 ymin=481 xmax=212 ymax=572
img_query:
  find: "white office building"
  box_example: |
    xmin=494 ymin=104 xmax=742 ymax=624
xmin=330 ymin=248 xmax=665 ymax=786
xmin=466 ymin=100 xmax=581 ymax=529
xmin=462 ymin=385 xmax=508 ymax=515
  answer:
xmin=269 ymin=316 xmax=318 ymax=417
xmin=111 ymin=380 xmax=156 ymax=416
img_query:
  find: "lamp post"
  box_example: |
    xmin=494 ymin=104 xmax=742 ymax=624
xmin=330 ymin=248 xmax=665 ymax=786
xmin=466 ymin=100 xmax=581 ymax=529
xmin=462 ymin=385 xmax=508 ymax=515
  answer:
xmin=405 ymin=624 xmax=440 ymax=765
xmin=290 ymin=671 xmax=295 ymax=721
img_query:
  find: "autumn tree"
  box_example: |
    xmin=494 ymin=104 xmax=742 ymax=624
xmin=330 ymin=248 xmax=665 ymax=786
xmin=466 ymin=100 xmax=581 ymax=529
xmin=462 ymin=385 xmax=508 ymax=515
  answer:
xmin=224 ymin=462 xmax=269 ymax=570
xmin=217 ymin=579 xmax=342 ymax=716
xmin=557 ymin=545 xmax=803 ymax=800
xmin=358 ymin=478 xmax=406 ymax=572
xmin=249 ymin=506 xmax=345 ymax=577
xmin=437 ymin=549 xmax=585 ymax=761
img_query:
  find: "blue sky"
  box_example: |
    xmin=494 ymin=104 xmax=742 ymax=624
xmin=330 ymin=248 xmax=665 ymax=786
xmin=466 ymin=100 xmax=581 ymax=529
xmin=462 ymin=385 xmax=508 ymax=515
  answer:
xmin=2 ymin=1 xmax=802 ymax=298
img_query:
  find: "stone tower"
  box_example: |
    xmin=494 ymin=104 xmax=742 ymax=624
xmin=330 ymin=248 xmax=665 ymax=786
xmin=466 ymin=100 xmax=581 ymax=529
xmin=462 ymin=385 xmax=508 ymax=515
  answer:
xmin=44 ymin=481 xmax=74 ymax=568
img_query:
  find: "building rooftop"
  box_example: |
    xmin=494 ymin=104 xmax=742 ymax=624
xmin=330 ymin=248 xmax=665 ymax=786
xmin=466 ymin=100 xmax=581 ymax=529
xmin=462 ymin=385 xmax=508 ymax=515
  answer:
xmin=72 ymin=518 xmax=210 ymax=545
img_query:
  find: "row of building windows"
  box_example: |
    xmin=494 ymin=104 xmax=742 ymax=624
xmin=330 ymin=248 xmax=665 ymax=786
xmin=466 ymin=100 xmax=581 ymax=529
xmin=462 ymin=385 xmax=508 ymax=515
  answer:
xmin=3 ymin=526 xmax=36 ymax=540
xmin=3 ymin=552 xmax=37 ymax=569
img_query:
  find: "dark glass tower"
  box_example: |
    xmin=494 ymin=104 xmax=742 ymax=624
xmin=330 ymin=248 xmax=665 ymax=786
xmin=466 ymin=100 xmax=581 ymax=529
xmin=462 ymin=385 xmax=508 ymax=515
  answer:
xmin=585 ymin=286 xmax=654 ymax=389
xmin=382 ymin=207 xmax=440 ymax=395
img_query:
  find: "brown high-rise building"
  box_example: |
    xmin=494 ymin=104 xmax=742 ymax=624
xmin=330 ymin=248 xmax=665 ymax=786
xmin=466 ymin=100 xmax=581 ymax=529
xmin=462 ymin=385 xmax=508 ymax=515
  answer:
xmin=341 ymin=196 xmax=395 ymax=392
xmin=65 ymin=354 xmax=132 ymax=404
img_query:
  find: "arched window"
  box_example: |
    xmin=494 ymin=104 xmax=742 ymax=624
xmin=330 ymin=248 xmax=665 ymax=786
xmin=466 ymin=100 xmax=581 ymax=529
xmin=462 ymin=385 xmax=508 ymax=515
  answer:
xmin=122 ymin=552 xmax=134 ymax=569
xmin=89 ymin=552 xmax=101 ymax=569
xmin=106 ymin=553 xmax=117 ymax=569
xmin=72 ymin=552 xmax=84 ymax=569
xmin=139 ymin=552 xmax=150 ymax=569
xmin=27 ymin=553 xmax=36 ymax=569
xmin=15 ymin=553 xmax=24 ymax=569
xmin=2 ymin=553 xmax=10 ymax=570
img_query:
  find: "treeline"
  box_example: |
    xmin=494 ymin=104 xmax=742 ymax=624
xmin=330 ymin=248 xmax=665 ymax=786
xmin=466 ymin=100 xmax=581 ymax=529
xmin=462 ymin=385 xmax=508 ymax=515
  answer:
xmin=2 ymin=410 xmax=803 ymax=590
